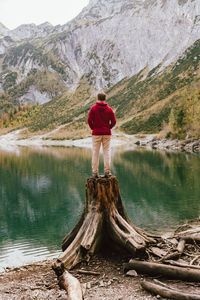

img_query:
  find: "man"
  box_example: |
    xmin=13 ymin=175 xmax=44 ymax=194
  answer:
xmin=88 ymin=92 xmax=116 ymax=178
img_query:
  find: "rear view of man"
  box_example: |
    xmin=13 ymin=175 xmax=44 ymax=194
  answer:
xmin=88 ymin=92 xmax=116 ymax=178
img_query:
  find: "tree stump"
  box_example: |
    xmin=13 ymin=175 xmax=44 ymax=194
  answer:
xmin=53 ymin=176 xmax=155 ymax=275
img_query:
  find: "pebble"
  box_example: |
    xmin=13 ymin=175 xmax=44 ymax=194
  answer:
xmin=86 ymin=282 xmax=92 ymax=289
xmin=99 ymin=280 xmax=104 ymax=287
xmin=125 ymin=270 xmax=138 ymax=277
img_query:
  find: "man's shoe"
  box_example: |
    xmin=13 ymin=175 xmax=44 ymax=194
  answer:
xmin=104 ymin=171 xmax=112 ymax=178
xmin=92 ymin=173 xmax=99 ymax=179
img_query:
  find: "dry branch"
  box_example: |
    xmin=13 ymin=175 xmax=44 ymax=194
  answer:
xmin=190 ymin=255 xmax=200 ymax=266
xmin=158 ymin=251 xmax=180 ymax=262
xmin=182 ymin=235 xmax=200 ymax=242
xmin=141 ymin=279 xmax=200 ymax=300
xmin=175 ymin=227 xmax=200 ymax=242
xmin=176 ymin=227 xmax=200 ymax=236
xmin=124 ymin=259 xmax=200 ymax=281
xmin=158 ymin=238 xmax=185 ymax=262
xmin=59 ymin=271 xmax=83 ymax=300
xmin=77 ymin=270 xmax=101 ymax=276
xmin=165 ymin=260 xmax=200 ymax=270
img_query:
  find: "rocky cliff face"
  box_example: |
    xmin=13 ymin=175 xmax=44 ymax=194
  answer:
xmin=9 ymin=22 xmax=54 ymax=40
xmin=0 ymin=22 xmax=54 ymax=41
xmin=65 ymin=0 xmax=200 ymax=88
xmin=0 ymin=0 xmax=199 ymax=104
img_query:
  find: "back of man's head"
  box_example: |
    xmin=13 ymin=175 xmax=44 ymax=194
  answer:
xmin=97 ymin=92 xmax=106 ymax=101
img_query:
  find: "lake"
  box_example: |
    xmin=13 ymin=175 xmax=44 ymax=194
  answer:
xmin=0 ymin=145 xmax=200 ymax=271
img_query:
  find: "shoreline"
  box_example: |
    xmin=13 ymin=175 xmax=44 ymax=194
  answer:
xmin=0 ymin=129 xmax=200 ymax=153
xmin=0 ymin=255 xmax=156 ymax=300
xmin=1 ymin=249 xmax=200 ymax=300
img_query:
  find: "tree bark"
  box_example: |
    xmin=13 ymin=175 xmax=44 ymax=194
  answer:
xmin=141 ymin=279 xmax=200 ymax=300
xmin=53 ymin=176 xmax=154 ymax=274
xmin=124 ymin=260 xmax=200 ymax=282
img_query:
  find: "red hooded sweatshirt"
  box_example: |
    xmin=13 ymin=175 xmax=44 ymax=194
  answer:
xmin=88 ymin=102 xmax=116 ymax=135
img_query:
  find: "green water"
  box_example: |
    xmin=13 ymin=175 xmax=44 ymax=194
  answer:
xmin=0 ymin=146 xmax=200 ymax=270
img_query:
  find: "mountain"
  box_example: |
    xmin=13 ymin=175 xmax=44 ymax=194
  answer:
xmin=13 ymin=39 xmax=197 ymax=140
xmin=0 ymin=0 xmax=199 ymax=139
xmin=8 ymin=22 xmax=54 ymax=40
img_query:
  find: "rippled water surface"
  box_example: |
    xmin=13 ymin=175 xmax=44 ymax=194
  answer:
xmin=0 ymin=146 xmax=200 ymax=271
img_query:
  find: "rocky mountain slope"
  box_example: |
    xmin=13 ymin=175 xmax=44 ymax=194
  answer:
xmin=0 ymin=0 xmax=199 ymax=138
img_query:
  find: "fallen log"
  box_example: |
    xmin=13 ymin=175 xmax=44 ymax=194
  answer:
xmin=59 ymin=271 xmax=83 ymax=300
xmin=124 ymin=259 xmax=200 ymax=281
xmin=141 ymin=279 xmax=200 ymax=300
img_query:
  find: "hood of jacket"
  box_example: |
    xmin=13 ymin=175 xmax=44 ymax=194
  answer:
xmin=95 ymin=102 xmax=108 ymax=111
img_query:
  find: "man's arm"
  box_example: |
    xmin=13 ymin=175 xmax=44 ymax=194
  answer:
xmin=88 ymin=108 xmax=94 ymax=130
xmin=110 ymin=109 xmax=116 ymax=129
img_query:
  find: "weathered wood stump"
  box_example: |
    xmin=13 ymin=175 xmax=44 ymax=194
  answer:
xmin=53 ymin=176 xmax=154 ymax=275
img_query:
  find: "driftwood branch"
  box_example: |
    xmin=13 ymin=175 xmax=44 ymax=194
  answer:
xmin=59 ymin=271 xmax=83 ymax=300
xmin=190 ymin=255 xmax=200 ymax=266
xmin=141 ymin=279 xmax=200 ymax=300
xmin=175 ymin=227 xmax=200 ymax=242
xmin=77 ymin=270 xmax=101 ymax=276
xmin=165 ymin=260 xmax=200 ymax=270
xmin=124 ymin=259 xmax=200 ymax=281
xmin=158 ymin=238 xmax=185 ymax=262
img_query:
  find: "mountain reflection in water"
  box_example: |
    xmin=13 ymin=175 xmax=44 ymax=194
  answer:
xmin=0 ymin=146 xmax=200 ymax=269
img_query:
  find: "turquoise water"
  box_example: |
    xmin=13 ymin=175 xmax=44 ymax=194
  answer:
xmin=0 ymin=146 xmax=200 ymax=270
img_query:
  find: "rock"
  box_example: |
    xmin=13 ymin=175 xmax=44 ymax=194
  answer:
xmin=135 ymin=141 xmax=140 ymax=146
xmin=19 ymin=85 xmax=52 ymax=105
xmin=161 ymin=232 xmax=174 ymax=239
xmin=152 ymin=141 xmax=158 ymax=145
xmin=86 ymin=282 xmax=92 ymax=289
xmin=168 ymin=238 xmax=178 ymax=245
xmin=99 ymin=280 xmax=104 ymax=287
xmin=150 ymin=247 xmax=168 ymax=257
xmin=125 ymin=270 xmax=138 ymax=277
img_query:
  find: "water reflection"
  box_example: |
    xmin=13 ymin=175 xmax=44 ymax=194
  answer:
xmin=0 ymin=146 xmax=200 ymax=269
xmin=113 ymin=149 xmax=200 ymax=231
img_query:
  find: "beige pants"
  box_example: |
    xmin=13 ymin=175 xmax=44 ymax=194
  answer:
xmin=92 ymin=135 xmax=111 ymax=174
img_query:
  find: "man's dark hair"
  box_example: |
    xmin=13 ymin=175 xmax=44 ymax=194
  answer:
xmin=97 ymin=92 xmax=106 ymax=101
